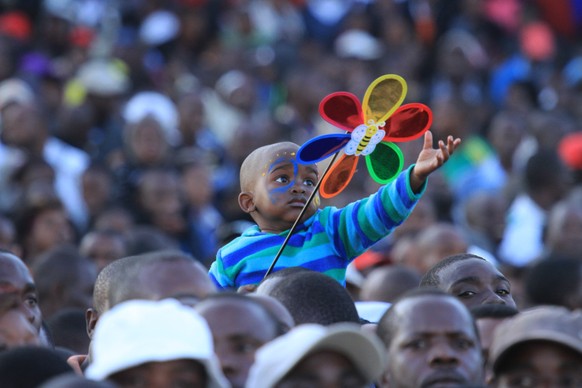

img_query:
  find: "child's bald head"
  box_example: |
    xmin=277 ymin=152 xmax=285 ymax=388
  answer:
xmin=240 ymin=142 xmax=300 ymax=192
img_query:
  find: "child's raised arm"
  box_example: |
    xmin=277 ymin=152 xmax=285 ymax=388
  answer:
xmin=410 ymin=131 xmax=461 ymax=193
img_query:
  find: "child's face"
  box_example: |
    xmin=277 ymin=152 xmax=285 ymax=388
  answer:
xmin=249 ymin=146 xmax=319 ymax=233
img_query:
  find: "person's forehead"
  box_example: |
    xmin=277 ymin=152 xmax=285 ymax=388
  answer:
xmin=198 ymin=298 xmax=274 ymax=334
xmin=0 ymin=254 xmax=33 ymax=287
xmin=440 ymin=258 xmax=502 ymax=285
xmin=262 ymin=146 xmax=300 ymax=168
xmin=395 ymin=296 xmax=474 ymax=334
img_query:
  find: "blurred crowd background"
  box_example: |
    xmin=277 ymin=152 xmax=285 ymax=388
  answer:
xmin=0 ymin=0 xmax=581 ymax=316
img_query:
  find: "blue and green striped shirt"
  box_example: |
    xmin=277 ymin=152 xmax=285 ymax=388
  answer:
xmin=209 ymin=165 xmax=425 ymax=289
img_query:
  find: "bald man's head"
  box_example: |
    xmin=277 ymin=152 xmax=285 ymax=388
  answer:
xmin=109 ymin=250 xmax=216 ymax=307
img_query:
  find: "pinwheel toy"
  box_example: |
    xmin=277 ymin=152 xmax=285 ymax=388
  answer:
xmin=264 ymin=74 xmax=433 ymax=278
xmin=297 ymin=74 xmax=433 ymax=198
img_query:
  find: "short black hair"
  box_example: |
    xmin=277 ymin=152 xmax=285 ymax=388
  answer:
xmin=0 ymin=346 xmax=72 ymax=387
xmin=376 ymin=287 xmax=453 ymax=347
xmin=524 ymin=149 xmax=565 ymax=192
xmin=260 ymin=266 xmax=311 ymax=283
xmin=525 ymin=257 xmax=581 ymax=307
xmin=267 ymin=270 xmax=360 ymax=326
xmin=470 ymin=303 xmax=519 ymax=319
xmin=420 ymin=253 xmax=486 ymax=289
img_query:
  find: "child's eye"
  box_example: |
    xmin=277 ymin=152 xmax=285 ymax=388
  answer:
xmin=496 ymin=289 xmax=510 ymax=296
xmin=275 ymin=176 xmax=289 ymax=184
xmin=303 ymin=178 xmax=315 ymax=187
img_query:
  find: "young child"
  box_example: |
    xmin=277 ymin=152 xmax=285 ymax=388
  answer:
xmin=209 ymin=131 xmax=460 ymax=289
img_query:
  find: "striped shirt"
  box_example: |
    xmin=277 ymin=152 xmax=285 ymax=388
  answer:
xmin=209 ymin=165 xmax=425 ymax=289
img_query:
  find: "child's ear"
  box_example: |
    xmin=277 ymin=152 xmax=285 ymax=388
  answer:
xmin=238 ymin=192 xmax=255 ymax=213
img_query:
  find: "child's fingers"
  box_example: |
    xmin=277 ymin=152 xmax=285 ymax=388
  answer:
xmin=439 ymin=140 xmax=450 ymax=162
xmin=423 ymin=130 xmax=434 ymax=150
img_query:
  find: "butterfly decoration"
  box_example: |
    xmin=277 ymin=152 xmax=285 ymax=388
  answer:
xmin=296 ymin=74 xmax=433 ymax=198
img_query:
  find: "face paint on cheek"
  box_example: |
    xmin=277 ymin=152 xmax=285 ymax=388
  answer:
xmin=266 ymin=155 xmax=300 ymax=204
xmin=313 ymin=194 xmax=320 ymax=208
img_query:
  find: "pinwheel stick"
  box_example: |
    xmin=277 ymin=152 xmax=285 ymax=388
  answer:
xmin=264 ymin=151 xmax=341 ymax=278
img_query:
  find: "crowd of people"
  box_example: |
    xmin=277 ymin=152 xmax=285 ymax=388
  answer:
xmin=1 ymin=0 xmax=582 ymax=387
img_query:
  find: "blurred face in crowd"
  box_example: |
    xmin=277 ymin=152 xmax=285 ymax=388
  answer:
xmin=0 ymin=253 xmax=41 ymax=331
xmin=196 ymin=297 xmax=278 ymax=388
xmin=439 ymin=258 xmax=516 ymax=309
xmin=1 ymin=103 xmax=42 ymax=150
xmin=493 ymin=341 xmax=582 ymax=387
xmin=109 ymin=359 xmax=207 ymax=388
xmin=138 ymin=170 xmax=186 ymax=236
xmin=80 ymin=231 xmax=126 ymax=272
xmin=127 ymin=117 xmax=168 ymax=166
xmin=181 ymin=163 xmax=213 ymax=209
xmin=81 ymin=168 xmax=112 ymax=217
xmin=26 ymin=207 xmax=74 ymax=258
xmin=276 ymin=350 xmax=367 ymax=388
xmin=383 ymin=295 xmax=484 ymax=387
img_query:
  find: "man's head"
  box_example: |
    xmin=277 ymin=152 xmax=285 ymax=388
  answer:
xmin=195 ymin=293 xmax=283 ymax=388
xmin=86 ymin=250 xmax=216 ymax=341
xmin=32 ymin=244 xmax=97 ymax=320
xmin=1 ymin=100 xmax=47 ymax=151
xmin=420 ymin=253 xmax=516 ymax=309
xmin=463 ymin=191 xmax=507 ymax=246
xmin=414 ymin=222 xmax=469 ymax=274
xmin=79 ymin=229 xmax=127 ymax=272
xmin=0 ymin=251 xmax=41 ymax=332
xmin=360 ymin=265 xmax=421 ymax=303
xmin=489 ymin=306 xmax=582 ymax=386
xmin=377 ymin=288 xmax=484 ymax=387
xmin=543 ymin=200 xmax=582 ymax=259
xmin=136 ymin=169 xmax=186 ymax=236
xmin=85 ymin=299 xmax=229 ymax=388
xmin=108 ymin=250 xmax=216 ymax=307
xmin=238 ymin=142 xmax=319 ymax=233
xmin=85 ymin=258 xmax=126 ymax=340
xmin=246 ymin=323 xmax=386 ymax=388
xmin=524 ymin=149 xmax=570 ymax=210
xmin=262 ymin=270 xmax=360 ymax=326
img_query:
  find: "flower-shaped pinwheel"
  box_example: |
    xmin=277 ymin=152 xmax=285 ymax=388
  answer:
xmin=297 ymin=74 xmax=433 ymax=198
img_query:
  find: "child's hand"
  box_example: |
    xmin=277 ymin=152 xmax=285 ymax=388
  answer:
xmin=410 ymin=131 xmax=461 ymax=192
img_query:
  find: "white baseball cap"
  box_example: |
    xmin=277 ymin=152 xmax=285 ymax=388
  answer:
xmin=0 ymin=78 xmax=34 ymax=110
xmin=85 ymin=299 xmax=230 ymax=388
xmin=123 ymin=91 xmax=180 ymax=145
xmin=245 ymin=323 xmax=386 ymax=388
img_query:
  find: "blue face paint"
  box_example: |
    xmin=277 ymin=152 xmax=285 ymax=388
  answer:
xmin=267 ymin=156 xmax=299 ymax=204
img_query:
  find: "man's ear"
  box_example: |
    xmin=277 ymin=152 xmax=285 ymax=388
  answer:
xmin=238 ymin=192 xmax=255 ymax=213
xmin=86 ymin=308 xmax=99 ymax=339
